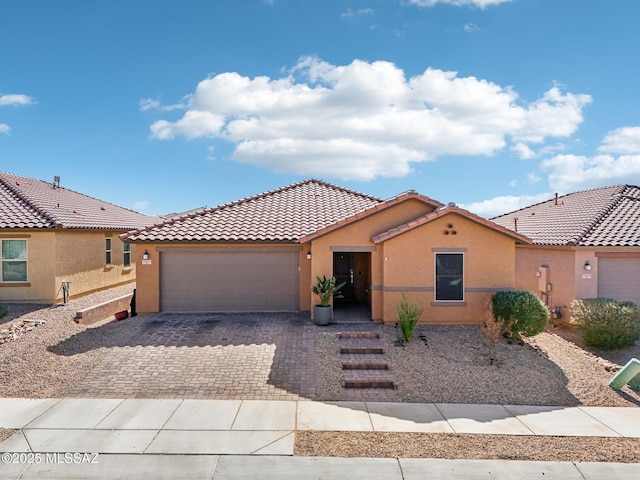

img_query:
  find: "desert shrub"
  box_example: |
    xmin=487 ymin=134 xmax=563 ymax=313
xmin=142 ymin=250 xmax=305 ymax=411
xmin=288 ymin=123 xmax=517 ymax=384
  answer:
xmin=396 ymin=293 xmax=424 ymax=342
xmin=492 ymin=289 xmax=549 ymax=339
xmin=570 ymin=298 xmax=640 ymax=350
xmin=481 ymin=297 xmax=506 ymax=364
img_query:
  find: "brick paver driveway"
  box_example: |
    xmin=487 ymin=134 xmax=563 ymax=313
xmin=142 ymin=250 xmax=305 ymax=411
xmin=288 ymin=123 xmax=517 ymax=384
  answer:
xmin=67 ymin=312 xmax=315 ymax=400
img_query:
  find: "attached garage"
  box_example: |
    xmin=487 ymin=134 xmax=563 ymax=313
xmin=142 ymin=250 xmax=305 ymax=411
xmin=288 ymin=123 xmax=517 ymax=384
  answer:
xmin=159 ymin=248 xmax=299 ymax=312
xmin=598 ymin=256 xmax=640 ymax=306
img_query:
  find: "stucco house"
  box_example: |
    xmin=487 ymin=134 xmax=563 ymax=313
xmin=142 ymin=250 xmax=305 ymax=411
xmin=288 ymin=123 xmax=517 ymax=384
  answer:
xmin=0 ymin=172 xmax=159 ymax=303
xmin=123 ymin=179 xmax=530 ymax=324
xmin=491 ymin=185 xmax=640 ymax=320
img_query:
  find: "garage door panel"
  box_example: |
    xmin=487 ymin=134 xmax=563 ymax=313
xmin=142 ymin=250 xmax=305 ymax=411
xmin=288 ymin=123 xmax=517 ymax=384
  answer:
xmin=160 ymin=250 xmax=299 ymax=311
xmin=598 ymin=257 xmax=640 ymax=306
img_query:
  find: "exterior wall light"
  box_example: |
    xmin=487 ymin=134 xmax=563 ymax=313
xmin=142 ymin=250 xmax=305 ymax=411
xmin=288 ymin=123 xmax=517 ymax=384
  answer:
xmin=142 ymin=250 xmax=150 ymax=261
xmin=306 ymin=251 xmax=312 ymax=260
xmin=584 ymin=261 xmax=592 ymax=271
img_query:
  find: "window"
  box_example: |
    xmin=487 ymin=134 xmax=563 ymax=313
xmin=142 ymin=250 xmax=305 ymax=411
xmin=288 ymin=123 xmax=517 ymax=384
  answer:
xmin=123 ymin=243 xmax=131 ymax=268
xmin=105 ymin=238 xmax=112 ymax=265
xmin=1 ymin=239 xmax=27 ymax=282
xmin=435 ymin=253 xmax=464 ymax=301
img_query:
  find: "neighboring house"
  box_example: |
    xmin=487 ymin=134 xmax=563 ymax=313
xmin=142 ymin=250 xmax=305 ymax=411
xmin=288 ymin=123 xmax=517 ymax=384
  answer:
xmin=491 ymin=185 xmax=640 ymax=320
xmin=0 ymin=172 xmax=160 ymax=303
xmin=123 ymin=179 xmax=530 ymax=324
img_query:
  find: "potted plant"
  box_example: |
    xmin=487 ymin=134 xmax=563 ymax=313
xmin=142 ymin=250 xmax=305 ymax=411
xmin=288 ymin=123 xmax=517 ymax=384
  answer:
xmin=312 ymin=275 xmax=345 ymax=326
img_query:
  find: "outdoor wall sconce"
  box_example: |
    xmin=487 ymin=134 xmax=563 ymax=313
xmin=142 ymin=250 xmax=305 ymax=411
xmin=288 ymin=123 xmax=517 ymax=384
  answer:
xmin=584 ymin=261 xmax=592 ymax=271
xmin=142 ymin=250 xmax=150 ymax=261
xmin=306 ymin=251 xmax=312 ymax=260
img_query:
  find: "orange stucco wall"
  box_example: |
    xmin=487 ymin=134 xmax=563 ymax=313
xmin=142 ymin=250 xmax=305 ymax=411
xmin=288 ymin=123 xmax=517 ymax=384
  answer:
xmin=378 ymin=213 xmax=517 ymax=324
xmin=513 ymin=245 xmax=635 ymax=321
xmin=0 ymin=229 xmax=136 ymax=303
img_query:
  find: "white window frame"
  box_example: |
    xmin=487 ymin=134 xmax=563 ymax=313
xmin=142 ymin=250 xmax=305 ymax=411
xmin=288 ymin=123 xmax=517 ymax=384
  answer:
xmin=434 ymin=252 xmax=464 ymax=302
xmin=1 ymin=238 xmax=28 ymax=283
xmin=105 ymin=238 xmax=112 ymax=266
xmin=123 ymin=243 xmax=131 ymax=268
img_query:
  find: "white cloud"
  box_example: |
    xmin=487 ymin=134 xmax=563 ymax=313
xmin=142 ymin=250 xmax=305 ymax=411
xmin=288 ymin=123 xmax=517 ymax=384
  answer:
xmin=539 ymin=125 xmax=640 ymax=192
xmin=341 ymin=8 xmax=375 ymax=18
xmin=464 ymin=23 xmax=481 ymax=32
xmin=0 ymin=94 xmax=35 ymax=107
xmin=133 ymin=200 xmax=150 ymax=211
xmin=511 ymin=142 xmax=536 ymax=159
xmin=461 ymin=192 xmax=551 ymax=218
xmin=527 ymin=171 xmax=542 ymax=184
xmin=512 ymin=87 xmax=591 ymax=143
xmin=409 ymin=0 xmax=512 ymax=8
xmin=140 ymin=97 xmax=188 ymax=112
xmin=598 ymin=126 xmax=640 ymax=155
xmin=0 ymin=124 xmax=10 ymax=135
xmin=148 ymin=56 xmax=590 ymax=180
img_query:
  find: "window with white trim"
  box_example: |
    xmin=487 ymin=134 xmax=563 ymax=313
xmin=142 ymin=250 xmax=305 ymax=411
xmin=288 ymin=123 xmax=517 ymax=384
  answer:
xmin=1 ymin=239 xmax=27 ymax=282
xmin=435 ymin=252 xmax=464 ymax=301
xmin=105 ymin=238 xmax=112 ymax=265
xmin=123 ymin=243 xmax=131 ymax=268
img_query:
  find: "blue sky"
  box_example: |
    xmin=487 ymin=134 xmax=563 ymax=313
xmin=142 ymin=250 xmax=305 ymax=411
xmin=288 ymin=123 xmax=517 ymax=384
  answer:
xmin=2 ymin=0 xmax=640 ymax=217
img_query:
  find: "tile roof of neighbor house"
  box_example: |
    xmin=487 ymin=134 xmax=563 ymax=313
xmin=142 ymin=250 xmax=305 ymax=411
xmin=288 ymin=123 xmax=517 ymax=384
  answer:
xmin=491 ymin=185 xmax=640 ymax=247
xmin=0 ymin=172 xmax=160 ymax=230
xmin=123 ymin=179 xmax=384 ymax=243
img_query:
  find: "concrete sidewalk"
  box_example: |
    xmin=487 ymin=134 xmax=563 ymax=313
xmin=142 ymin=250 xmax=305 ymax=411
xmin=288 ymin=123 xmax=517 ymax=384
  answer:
xmin=1 ymin=398 xmax=639 ymax=479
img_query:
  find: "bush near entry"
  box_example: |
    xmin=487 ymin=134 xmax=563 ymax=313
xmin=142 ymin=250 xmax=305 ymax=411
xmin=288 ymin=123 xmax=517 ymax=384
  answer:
xmin=492 ymin=290 xmax=549 ymax=339
xmin=570 ymin=298 xmax=640 ymax=350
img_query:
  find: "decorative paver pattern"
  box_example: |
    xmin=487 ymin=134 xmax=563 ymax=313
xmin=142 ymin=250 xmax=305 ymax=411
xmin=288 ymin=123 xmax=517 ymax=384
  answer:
xmin=67 ymin=312 xmax=315 ymax=400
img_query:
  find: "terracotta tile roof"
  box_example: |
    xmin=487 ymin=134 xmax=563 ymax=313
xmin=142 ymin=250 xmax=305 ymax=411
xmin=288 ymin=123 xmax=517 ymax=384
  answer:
xmin=372 ymin=203 xmax=531 ymax=245
xmin=123 ymin=179 xmax=383 ymax=243
xmin=0 ymin=172 xmax=159 ymax=230
xmin=491 ymin=185 xmax=640 ymax=246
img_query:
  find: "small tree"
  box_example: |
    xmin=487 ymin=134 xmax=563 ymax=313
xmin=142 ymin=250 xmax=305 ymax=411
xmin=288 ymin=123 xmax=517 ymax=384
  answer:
xmin=492 ymin=290 xmax=549 ymax=340
xmin=396 ymin=293 xmax=424 ymax=342
xmin=482 ymin=297 xmax=506 ymax=365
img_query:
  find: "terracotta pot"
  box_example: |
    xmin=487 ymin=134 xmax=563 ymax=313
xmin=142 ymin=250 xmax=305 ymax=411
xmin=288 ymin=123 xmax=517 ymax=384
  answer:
xmin=114 ymin=310 xmax=129 ymax=321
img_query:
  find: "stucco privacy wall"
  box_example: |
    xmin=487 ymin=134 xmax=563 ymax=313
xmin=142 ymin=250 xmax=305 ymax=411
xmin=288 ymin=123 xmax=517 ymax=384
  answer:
xmin=53 ymin=230 xmax=136 ymax=302
xmin=0 ymin=231 xmax=55 ymax=302
xmin=379 ymin=213 xmax=517 ymax=324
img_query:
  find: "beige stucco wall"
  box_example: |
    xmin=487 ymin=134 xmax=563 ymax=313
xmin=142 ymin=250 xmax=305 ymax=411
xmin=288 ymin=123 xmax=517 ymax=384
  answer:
xmin=379 ymin=213 xmax=517 ymax=324
xmin=0 ymin=231 xmax=56 ymax=303
xmin=0 ymin=229 xmax=136 ymax=304
xmin=54 ymin=230 xmax=136 ymax=302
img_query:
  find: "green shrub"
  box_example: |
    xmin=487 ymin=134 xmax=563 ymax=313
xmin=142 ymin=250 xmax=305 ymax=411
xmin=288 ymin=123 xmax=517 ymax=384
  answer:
xmin=570 ymin=298 xmax=640 ymax=350
xmin=396 ymin=293 xmax=424 ymax=342
xmin=0 ymin=305 xmax=6 ymax=319
xmin=492 ymin=290 xmax=549 ymax=339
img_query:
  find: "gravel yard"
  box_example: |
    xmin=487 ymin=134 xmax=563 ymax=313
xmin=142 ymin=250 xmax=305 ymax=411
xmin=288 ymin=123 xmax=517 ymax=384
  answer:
xmin=2 ymin=288 xmax=640 ymax=463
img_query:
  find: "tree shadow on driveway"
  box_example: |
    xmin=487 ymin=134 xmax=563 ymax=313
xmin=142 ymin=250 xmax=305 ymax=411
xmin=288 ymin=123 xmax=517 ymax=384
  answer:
xmin=48 ymin=312 xmax=316 ymax=400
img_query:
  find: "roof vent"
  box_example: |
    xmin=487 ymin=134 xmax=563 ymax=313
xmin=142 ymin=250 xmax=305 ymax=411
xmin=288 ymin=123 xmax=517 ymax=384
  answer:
xmin=53 ymin=176 xmax=61 ymax=189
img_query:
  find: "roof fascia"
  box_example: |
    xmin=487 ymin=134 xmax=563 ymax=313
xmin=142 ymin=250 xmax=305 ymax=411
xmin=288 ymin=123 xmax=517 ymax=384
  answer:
xmin=371 ymin=205 xmax=532 ymax=245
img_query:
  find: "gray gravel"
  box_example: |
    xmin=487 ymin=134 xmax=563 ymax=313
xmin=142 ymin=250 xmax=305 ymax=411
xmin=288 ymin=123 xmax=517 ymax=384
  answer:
xmin=0 ymin=284 xmax=137 ymax=398
xmin=315 ymin=323 xmax=640 ymax=406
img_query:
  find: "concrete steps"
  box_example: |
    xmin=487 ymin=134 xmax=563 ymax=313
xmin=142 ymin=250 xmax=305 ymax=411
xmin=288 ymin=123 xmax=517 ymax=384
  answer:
xmin=338 ymin=331 xmax=395 ymax=392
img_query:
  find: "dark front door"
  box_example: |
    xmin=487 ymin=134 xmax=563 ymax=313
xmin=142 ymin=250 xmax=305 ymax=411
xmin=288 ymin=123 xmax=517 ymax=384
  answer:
xmin=333 ymin=253 xmax=356 ymax=301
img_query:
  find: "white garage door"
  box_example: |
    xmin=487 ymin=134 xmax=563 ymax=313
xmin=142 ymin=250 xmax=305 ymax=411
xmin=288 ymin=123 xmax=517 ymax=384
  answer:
xmin=160 ymin=249 xmax=299 ymax=311
xmin=598 ymin=257 xmax=640 ymax=306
